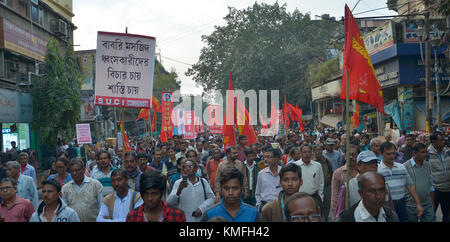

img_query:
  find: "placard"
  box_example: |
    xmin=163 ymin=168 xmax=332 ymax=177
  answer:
xmin=94 ymin=31 xmax=156 ymax=108
xmin=76 ymin=123 xmax=92 ymax=144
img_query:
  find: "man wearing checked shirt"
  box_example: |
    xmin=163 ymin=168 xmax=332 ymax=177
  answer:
xmin=377 ymin=142 xmax=423 ymax=222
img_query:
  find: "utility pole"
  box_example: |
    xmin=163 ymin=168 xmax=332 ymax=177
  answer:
xmin=434 ymin=46 xmax=440 ymax=129
xmin=425 ymin=12 xmax=433 ymax=133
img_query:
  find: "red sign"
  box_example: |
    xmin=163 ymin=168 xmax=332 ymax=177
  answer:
xmin=161 ymin=92 xmax=173 ymax=142
xmin=184 ymin=111 xmax=196 ymax=140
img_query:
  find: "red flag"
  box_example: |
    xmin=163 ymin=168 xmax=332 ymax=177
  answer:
xmin=123 ymin=131 xmax=133 ymax=152
xmin=136 ymin=108 xmax=149 ymax=121
xmin=236 ymin=97 xmax=257 ymax=145
xmin=269 ymin=101 xmax=280 ymax=131
xmin=351 ymin=102 xmax=360 ymax=129
xmin=152 ymin=95 xmax=162 ymax=113
xmin=151 ymin=111 xmax=157 ymax=132
xmin=341 ymin=4 xmax=385 ymax=114
xmin=223 ymin=73 xmax=236 ymax=149
xmin=259 ymin=113 xmax=268 ymax=129
xmin=283 ymin=95 xmax=290 ymax=130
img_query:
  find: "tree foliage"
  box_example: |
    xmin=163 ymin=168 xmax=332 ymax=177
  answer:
xmin=186 ymin=2 xmax=339 ymax=112
xmin=308 ymin=57 xmax=340 ymax=87
xmin=32 ymin=38 xmax=82 ymax=147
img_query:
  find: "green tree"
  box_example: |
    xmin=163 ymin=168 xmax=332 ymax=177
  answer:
xmin=186 ymin=2 xmax=339 ymax=112
xmin=32 ymin=38 xmax=82 ymax=147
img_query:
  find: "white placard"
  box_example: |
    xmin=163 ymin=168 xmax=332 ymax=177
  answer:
xmin=76 ymin=123 xmax=92 ymax=144
xmin=94 ymin=31 xmax=156 ymax=108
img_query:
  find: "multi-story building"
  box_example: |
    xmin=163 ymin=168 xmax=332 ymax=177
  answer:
xmin=312 ymin=2 xmax=449 ymax=135
xmin=0 ymin=0 xmax=75 ymax=153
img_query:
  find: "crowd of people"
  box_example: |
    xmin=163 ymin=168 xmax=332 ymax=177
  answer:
xmin=0 ymin=127 xmax=449 ymax=223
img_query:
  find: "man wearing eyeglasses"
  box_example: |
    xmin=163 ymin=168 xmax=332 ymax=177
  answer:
xmin=0 ymin=177 xmax=34 ymax=222
xmin=283 ymin=192 xmax=321 ymax=222
xmin=168 ymin=160 xmax=215 ymax=222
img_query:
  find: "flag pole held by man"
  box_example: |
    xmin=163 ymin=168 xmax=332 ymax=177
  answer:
xmin=340 ymin=4 xmax=385 ymax=210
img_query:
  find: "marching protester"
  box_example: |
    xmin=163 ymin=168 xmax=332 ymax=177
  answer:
xmin=337 ymin=172 xmax=399 ymax=222
xmin=0 ymin=177 xmax=35 ymax=222
xmin=261 ymin=163 xmax=302 ymax=222
xmin=30 ymin=179 xmax=80 ymax=222
xmin=97 ymin=168 xmax=143 ymax=222
xmin=168 ymin=160 xmax=215 ymax=222
xmin=62 ymin=158 xmax=103 ymax=222
xmin=126 ymin=170 xmax=186 ymax=222
xmin=201 ymin=166 xmax=259 ymax=222
xmin=5 ymin=161 xmax=39 ymax=210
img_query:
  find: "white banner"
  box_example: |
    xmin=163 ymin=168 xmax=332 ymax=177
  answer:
xmin=94 ymin=31 xmax=156 ymax=108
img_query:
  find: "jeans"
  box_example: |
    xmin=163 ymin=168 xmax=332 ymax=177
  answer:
xmin=393 ymin=199 xmax=407 ymax=222
xmin=406 ymin=203 xmax=436 ymax=222
xmin=434 ymin=190 xmax=450 ymax=222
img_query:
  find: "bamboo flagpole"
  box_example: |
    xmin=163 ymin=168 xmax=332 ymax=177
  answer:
xmin=345 ymin=69 xmax=351 ymax=210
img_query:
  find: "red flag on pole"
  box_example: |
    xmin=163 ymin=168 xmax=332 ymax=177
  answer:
xmin=152 ymin=95 xmax=162 ymax=113
xmin=223 ymin=73 xmax=236 ymax=149
xmin=351 ymin=102 xmax=360 ymax=129
xmin=151 ymin=111 xmax=157 ymax=132
xmin=136 ymin=108 xmax=149 ymax=121
xmin=236 ymin=96 xmax=257 ymax=145
xmin=341 ymin=4 xmax=385 ymax=114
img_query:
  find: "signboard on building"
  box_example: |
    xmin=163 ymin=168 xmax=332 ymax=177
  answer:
xmin=0 ymin=89 xmax=33 ymax=123
xmin=80 ymin=94 xmax=97 ymax=121
xmin=76 ymin=51 xmax=96 ymax=91
xmin=94 ymin=31 xmax=156 ymax=108
xmin=364 ymin=20 xmax=394 ymax=56
xmin=0 ymin=18 xmax=47 ymax=62
xmin=373 ymin=59 xmax=399 ymax=88
xmin=403 ymin=19 xmax=446 ymax=43
xmin=76 ymin=123 xmax=92 ymax=144
xmin=311 ymin=80 xmax=341 ymax=101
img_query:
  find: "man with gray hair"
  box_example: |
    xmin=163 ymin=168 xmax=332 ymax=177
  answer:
xmin=369 ymin=138 xmax=382 ymax=163
xmin=337 ymin=172 xmax=399 ymax=222
xmin=5 ymin=161 xmax=38 ymax=209
xmin=18 ymin=152 xmax=37 ymax=184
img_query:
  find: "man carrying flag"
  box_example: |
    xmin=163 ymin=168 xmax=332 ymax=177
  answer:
xmin=340 ymin=4 xmax=386 ymax=213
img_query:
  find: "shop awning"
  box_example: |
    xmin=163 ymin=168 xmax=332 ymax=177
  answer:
xmin=320 ymin=114 xmax=342 ymax=128
xmin=415 ymin=99 xmax=450 ymax=123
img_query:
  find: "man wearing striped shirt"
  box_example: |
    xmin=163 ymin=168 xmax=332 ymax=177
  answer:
xmin=377 ymin=142 xmax=423 ymax=222
xmin=91 ymin=151 xmax=115 ymax=197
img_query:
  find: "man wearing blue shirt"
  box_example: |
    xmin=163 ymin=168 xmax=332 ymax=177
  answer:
xmin=201 ymin=166 xmax=259 ymax=222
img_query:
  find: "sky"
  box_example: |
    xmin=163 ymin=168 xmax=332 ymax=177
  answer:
xmin=72 ymin=0 xmax=396 ymax=96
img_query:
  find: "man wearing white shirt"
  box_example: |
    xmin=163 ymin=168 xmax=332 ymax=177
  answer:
xmin=255 ymin=148 xmax=283 ymax=213
xmin=167 ymin=160 xmax=215 ymax=222
xmin=97 ymin=168 xmax=143 ymax=222
xmin=294 ymin=144 xmax=324 ymax=209
xmin=337 ymin=172 xmax=399 ymax=222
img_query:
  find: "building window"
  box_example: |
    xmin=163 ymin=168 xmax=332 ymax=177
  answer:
xmin=31 ymin=5 xmax=44 ymax=26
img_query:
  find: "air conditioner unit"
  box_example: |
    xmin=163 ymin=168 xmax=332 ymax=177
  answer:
xmin=51 ymin=19 xmax=67 ymax=36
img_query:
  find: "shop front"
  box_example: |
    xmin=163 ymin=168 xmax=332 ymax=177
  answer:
xmin=0 ymin=88 xmax=33 ymax=152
